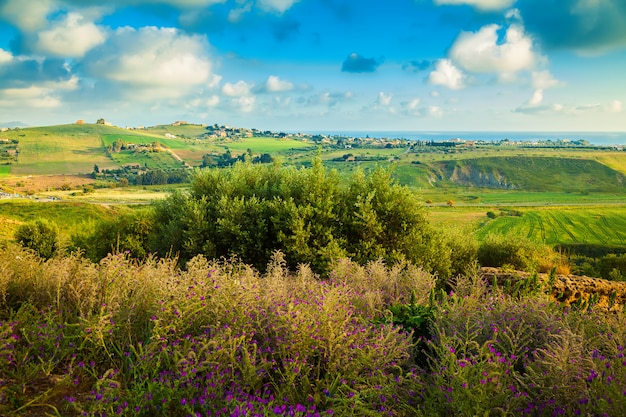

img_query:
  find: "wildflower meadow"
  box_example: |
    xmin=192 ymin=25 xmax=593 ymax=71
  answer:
xmin=1 ymin=243 xmax=626 ymax=416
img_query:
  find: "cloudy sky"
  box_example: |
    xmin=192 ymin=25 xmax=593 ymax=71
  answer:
xmin=0 ymin=0 xmax=625 ymax=132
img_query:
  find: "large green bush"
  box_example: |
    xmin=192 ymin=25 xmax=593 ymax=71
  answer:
xmin=72 ymin=209 xmax=155 ymax=262
xmin=150 ymin=159 xmax=456 ymax=277
xmin=477 ymin=233 xmax=547 ymax=272
xmin=14 ymin=219 xmax=59 ymax=259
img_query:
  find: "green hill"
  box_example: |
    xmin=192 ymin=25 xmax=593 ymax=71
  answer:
xmin=1 ymin=123 xmax=317 ymax=175
xmin=427 ymin=156 xmax=625 ymax=193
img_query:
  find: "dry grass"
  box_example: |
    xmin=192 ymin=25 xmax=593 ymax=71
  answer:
xmin=0 ymin=174 xmax=95 ymax=193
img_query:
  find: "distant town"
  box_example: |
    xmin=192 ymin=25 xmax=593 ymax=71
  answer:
xmin=2 ymin=119 xmax=624 ymax=151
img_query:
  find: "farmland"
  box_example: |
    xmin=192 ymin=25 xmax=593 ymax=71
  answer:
xmin=474 ymin=206 xmax=626 ymax=246
xmin=1 ymin=122 xmax=626 ymax=253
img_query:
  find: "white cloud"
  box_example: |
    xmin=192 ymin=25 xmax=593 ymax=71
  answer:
xmin=428 ymin=59 xmax=465 ymax=90
xmin=531 ymin=70 xmax=560 ymax=90
xmin=0 ymin=0 xmax=55 ymax=32
xmin=265 ymin=75 xmax=293 ymax=92
xmin=257 ymin=0 xmax=300 ymax=13
xmin=0 ymin=76 xmax=78 ymax=109
xmin=185 ymin=95 xmax=220 ymax=109
xmin=526 ymin=70 xmax=561 ymax=106
xmin=0 ymin=48 xmax=13 ymax=64
xmin=428 ymin=106 xmax=444 ymax=117
xmin=234 ymin=95 xmax=256 ymax=112
xmin=434 ymin=0 xmax=515 ymax=11
xmin=36 ymin=13 xmax=107 ymax=57
xmin=406 ymin=98 xmax=420 ymax=110
xmin=222 ymin=80 xmax=253 ymax=97
xmin=605 ymin=100 xmax=623 ymax=113
xmin=450 ymin=24 xmax=537 ymax=75
xmin=527 ymin=89 xmax=543 ymax=106
xmin=516 ymin=99 xmax=623 ymax=116
xmin=377 ymin=92 xmax=393 ymax=106
xmin=86 ymin=26 xmax=213 ymax=96
xmin=228 ymin=3 xmax=252 ymax=22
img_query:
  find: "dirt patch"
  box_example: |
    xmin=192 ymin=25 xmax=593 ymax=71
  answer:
xmin=480 ymin=267 xmax=626 ymax=311
xmin=0 ymin=175 xmax=95 ymax=193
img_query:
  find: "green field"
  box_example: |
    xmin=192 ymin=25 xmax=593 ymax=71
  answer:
xmin=475 ymin=206 xmax=626 ymax=246
xmin=0 ymin=199 xmax=134 ymax=241
xmin=0 ymin=166 xmax=9 ymax=176
xmin=225 ymin=136 xmax=316 ymax=153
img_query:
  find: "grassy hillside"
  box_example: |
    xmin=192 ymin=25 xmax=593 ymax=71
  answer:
xmin=474 ymin=206 xmax=626 ymax=246
xmin=431 ymin=156 xmax=625 ymax=192
xmin=0 ymin=199 xmax=134 ymax=241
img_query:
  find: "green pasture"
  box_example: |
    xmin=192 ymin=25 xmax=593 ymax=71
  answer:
xmin=0 ymin=166 xmax=9 ymax=176
xmin=108 ymin=149 xmax=181 ymax=170
xmin=4 ymin=124 xmax=117 ymax=175
xmin=225 ymin=137 xmax=316 ymax=154
xmin=145 ymin=124 xmax=209 ymax=138
xmin=475 ymin=206 xmax=626 ymax=246
xmin=0 ymin=199 xmax=133 ymax=241
xmin=101 ymin=134 xmax=185 ymax=150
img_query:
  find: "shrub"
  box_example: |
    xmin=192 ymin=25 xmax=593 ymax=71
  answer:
xmin=72 ymin=209 xmax=155 ymax=262
xmin=150 ymin=160 xmax=452 ymax=278
xmin=14 ymin=219 xmax=59 ymax=259
xmin=477 ymin=233 xmax=548 ymax=272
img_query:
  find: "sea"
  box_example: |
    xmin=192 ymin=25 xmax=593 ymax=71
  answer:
xmin=303 ymin=131 xmax=626 ymax=146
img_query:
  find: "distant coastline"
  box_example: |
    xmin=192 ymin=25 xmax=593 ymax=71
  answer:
xmin=302 ymin=131 xmax=626 ymax=146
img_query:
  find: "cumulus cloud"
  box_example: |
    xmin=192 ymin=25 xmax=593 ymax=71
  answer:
xmin=400 ymin=98 xmax=422 ymax=116
xmin=450 ymin=24 xmax=538 ymax=75
xmin=0 ymin=75 xmax=78 ymax=109
xmin=428 ymin=105 xmax=444 ymax=117
xmin=341 ymin=53 xmax=380 ymax=73
xmin=231 ymin=95 xmax=256 ymax=112
xmin=428 ymin=59 xmax=465 ymax=90
xmin=264 ymin=75 xmax=293 ymax=92
xmin=222 ymin=80 xmax=253 ymax=96
xmin=518 ymin=0 xmax=626 ymax=53
xmin=85 ymin=26 xmax=213 ymax=97
xmin=36 ymin=13 xmax=106 ymax=57
xmin=257 ymin=0 xmax=301 ymax=13
xmin=434 ymin=0 xmax=515 ymax=11
xmin=377 ymin=92 xmax=392 ymax=107
xmin=526 ymin=70 xmax=561 ymax=106
xmin=0 ymin=48 xmax=12 ymax=64
xmin=0 ymin=0 xmax=56 ymax=32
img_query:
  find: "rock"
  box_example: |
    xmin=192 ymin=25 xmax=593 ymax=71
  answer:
xmin=479 ymin=267 xmax=626 ymax=311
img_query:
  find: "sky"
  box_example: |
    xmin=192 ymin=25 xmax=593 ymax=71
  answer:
xmin=0 ymin=0 xmax=625 ymax=132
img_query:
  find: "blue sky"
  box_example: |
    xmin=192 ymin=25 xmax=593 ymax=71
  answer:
xmin=0 ymin=0 xmax=625 ymax=132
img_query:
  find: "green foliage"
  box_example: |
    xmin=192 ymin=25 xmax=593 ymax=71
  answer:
xmin=477 ymin=233 xmax=548 ymax=271
xmin=598 ymin=253 xmax=626 ymax=281
xmin=72 ymin=209 xmax=155 ymax=261
xmin=151 ymin=159 xmax=455 ymax=277
xmin=14 ymin=219 xmax=60 ymax=259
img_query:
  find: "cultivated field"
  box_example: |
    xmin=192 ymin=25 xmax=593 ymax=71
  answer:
xmin=475 ymin=206 xmax=626 ymax=246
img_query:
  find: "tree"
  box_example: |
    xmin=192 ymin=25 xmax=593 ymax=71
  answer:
xmin=149 ymin=160 xmax=455 ymax=278
xmin=15 ymin=220 xmax=60 ymax=259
